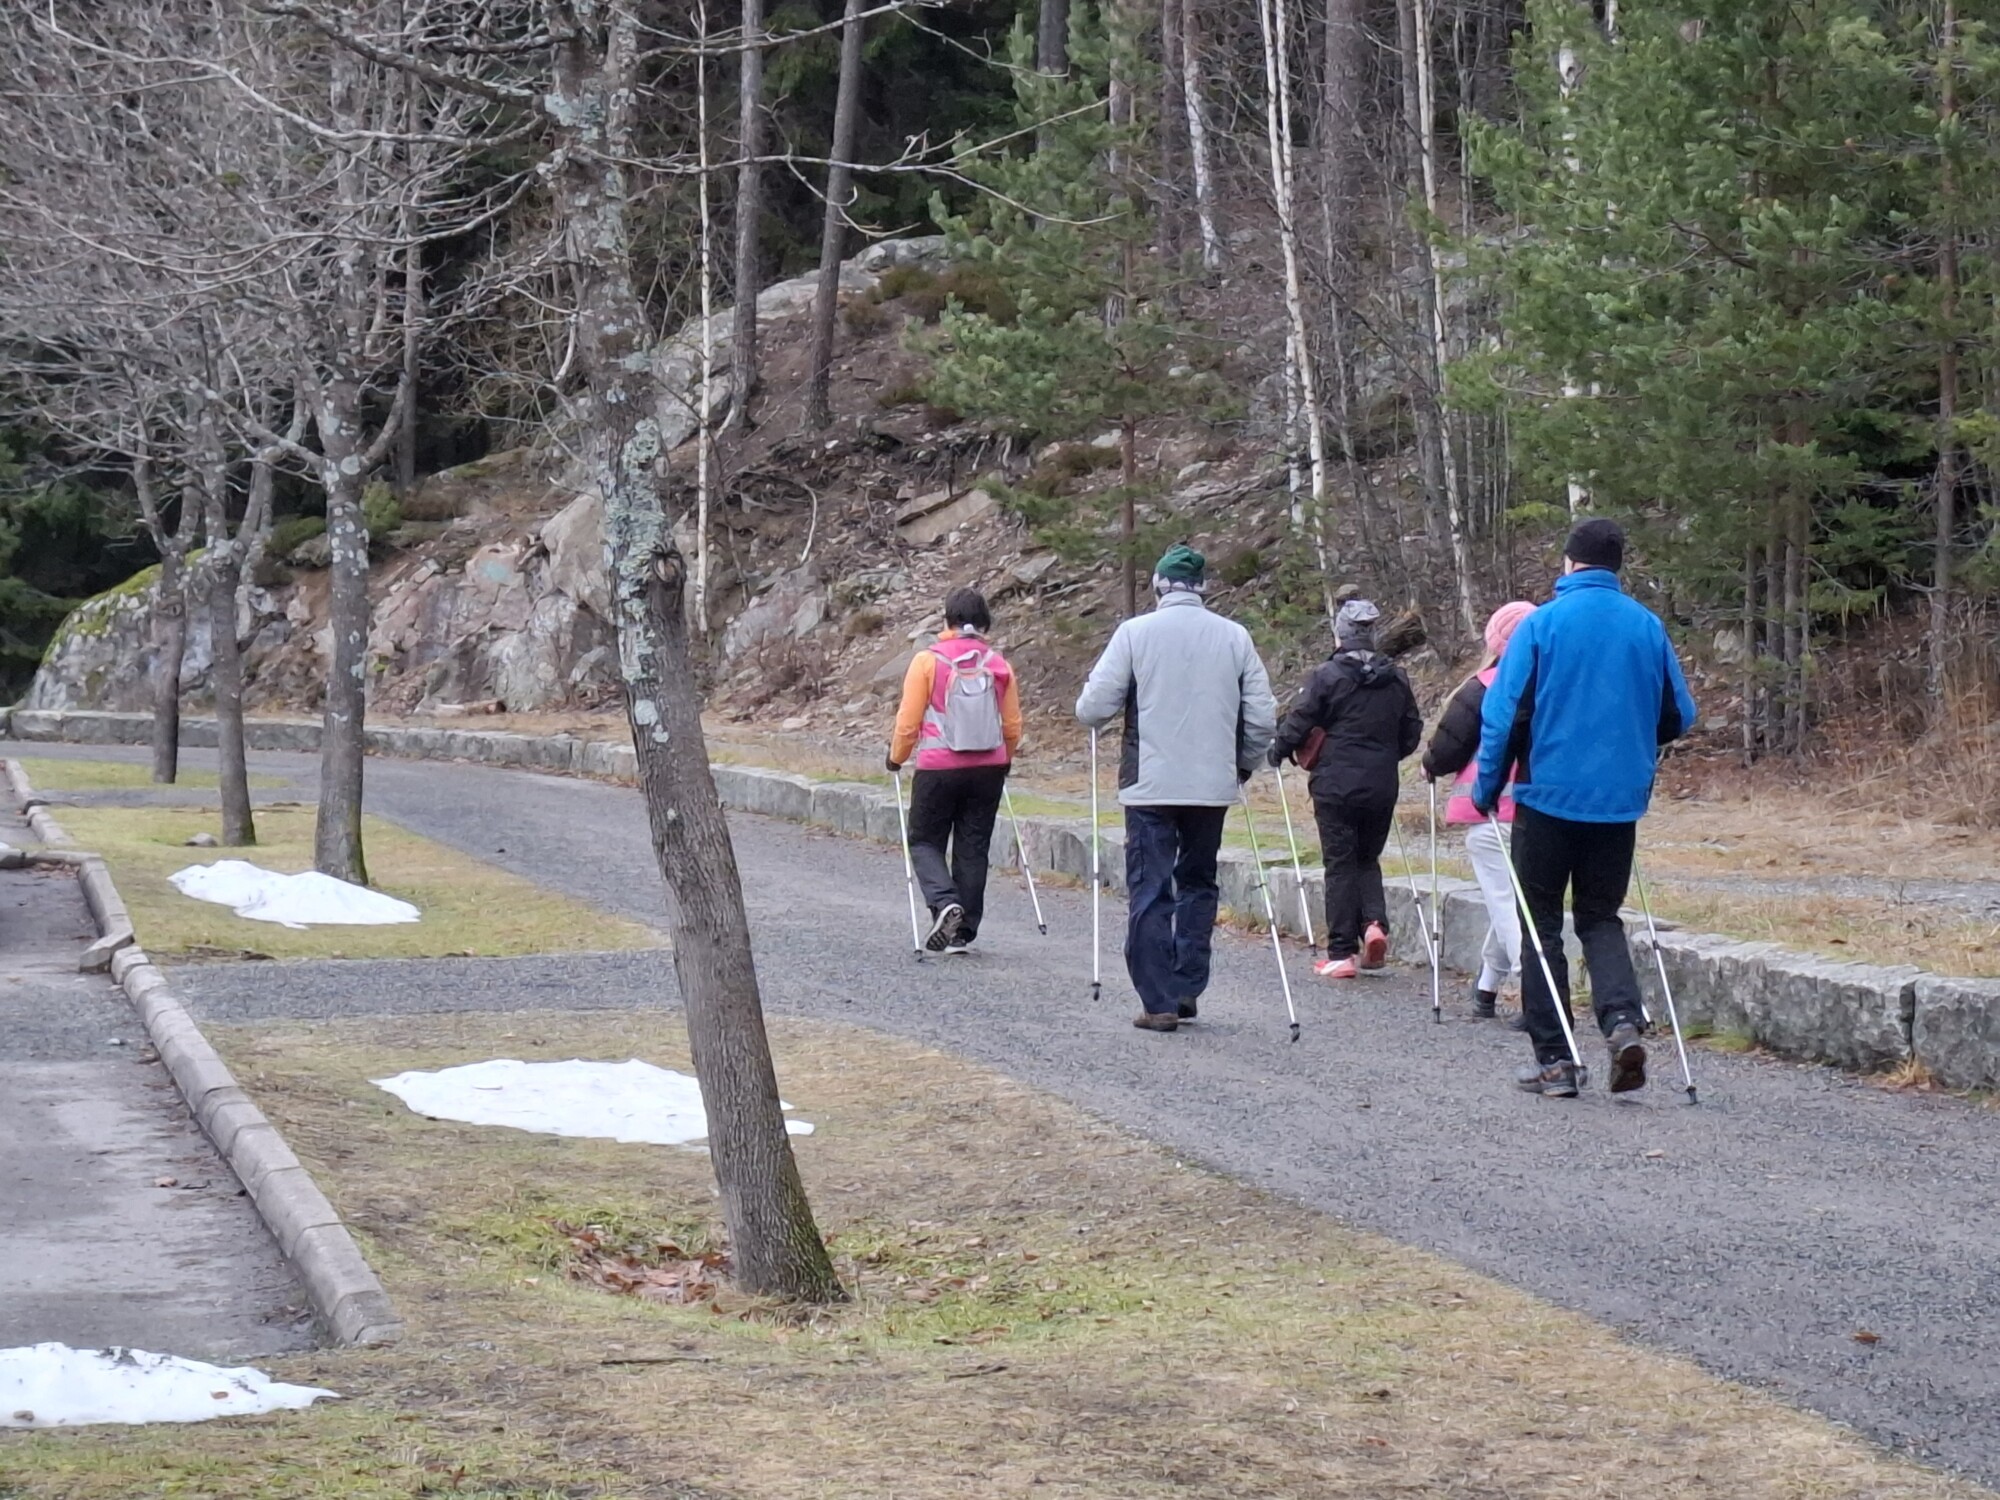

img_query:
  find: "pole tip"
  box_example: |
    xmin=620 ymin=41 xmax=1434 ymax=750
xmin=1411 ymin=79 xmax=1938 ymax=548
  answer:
xmin=1089 ymin=982 xmax=1101 ymax=1002
xmin=1685 ymin=1086 xmax=1700 ymax=1106
xmin=1288 ymin=1022 xmax=1301 ymax=1043
xmin=1038 ymin=924 xmax=1048 ymax=936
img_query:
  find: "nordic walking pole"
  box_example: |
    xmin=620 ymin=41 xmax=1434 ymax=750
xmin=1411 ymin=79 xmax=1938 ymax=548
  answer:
xmin=1002 ymin=785 xmax=1047 ymax=936
xmin=1238 ymin=783 xmax=1301 ymax=1043
xmin=891 ymin=769 xmax=925 ymax=961
xmin=1088 ymin=729 xmax=1102 ymax=1002
xmin=1632 ymin=855 xmax=1699 ymax=1105
xmin=1428 ymin=780 xmax=1443 ymax=1026
xmin=1272 ymin=764 xmax=1319 ymax=958
xmin=1489 ymin=814 xmax=1585 ymax=1076
xmin=1390 ymin=802 xmax=1439 ymax=972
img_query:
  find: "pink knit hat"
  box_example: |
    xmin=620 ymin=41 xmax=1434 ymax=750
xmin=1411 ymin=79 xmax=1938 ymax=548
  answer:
xmin=1484 ymin=600 xmax=1535 ymax=658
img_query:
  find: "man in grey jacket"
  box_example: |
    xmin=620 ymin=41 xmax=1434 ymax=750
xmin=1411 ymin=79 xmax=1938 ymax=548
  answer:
xmin=1076 ymin=545 xmax=1278 ymax=1033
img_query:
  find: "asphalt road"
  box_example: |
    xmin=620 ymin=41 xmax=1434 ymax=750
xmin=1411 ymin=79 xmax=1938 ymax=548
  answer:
xmin=21 ymin=740 xmax=2000 ymax=1483
xmin=0 ymin=799 xmax=309 ymax=1361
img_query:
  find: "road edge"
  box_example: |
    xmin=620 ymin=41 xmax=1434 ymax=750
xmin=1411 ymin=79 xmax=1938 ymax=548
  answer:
xmin=5 ymin=757 xmax=404 ymax=1347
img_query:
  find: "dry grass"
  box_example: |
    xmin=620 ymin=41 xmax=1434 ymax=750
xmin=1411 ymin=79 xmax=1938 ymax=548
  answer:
xmin=1 ymin=1010 xmax=1982 ymax=1500
xmin=17 ymin=756 xmax=288 ymax=793
xmin=52 ymin=804 xmax=660 ymax=963
xmin=1641 ymin=881 xmax=2000 ymax=978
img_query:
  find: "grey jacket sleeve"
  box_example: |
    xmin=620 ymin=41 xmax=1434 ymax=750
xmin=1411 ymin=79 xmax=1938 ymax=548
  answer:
xmin=1236 ymin=638 xmax=1278 ymax=772
xmin=1075 ymin=622 xmax=1134 ymax=730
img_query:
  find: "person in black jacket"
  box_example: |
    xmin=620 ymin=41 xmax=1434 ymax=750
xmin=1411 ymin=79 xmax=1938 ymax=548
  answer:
xmin=1268 ymin=599 xmax=1423 ymax=979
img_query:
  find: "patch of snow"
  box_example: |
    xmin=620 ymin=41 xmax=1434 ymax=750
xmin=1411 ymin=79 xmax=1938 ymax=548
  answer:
xmin=169 ymin=860 xmax=420 ymax=928
xmin=372 ymin=1058 xmax=814 ymax=1146
xmin=0 ymin=1344 xmax=336 ymax=1428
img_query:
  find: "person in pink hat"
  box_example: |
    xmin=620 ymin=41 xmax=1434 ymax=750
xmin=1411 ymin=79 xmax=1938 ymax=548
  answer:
xmin=1420 ymin=601 xmax=1535 ymax=1020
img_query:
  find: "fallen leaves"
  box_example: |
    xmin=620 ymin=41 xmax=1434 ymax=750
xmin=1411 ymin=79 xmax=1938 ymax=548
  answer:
xmin=1853 ymin=1330 xmax=1881 ymax=1345
xmin=553 ymin=1220 xmax=729 ymax=1308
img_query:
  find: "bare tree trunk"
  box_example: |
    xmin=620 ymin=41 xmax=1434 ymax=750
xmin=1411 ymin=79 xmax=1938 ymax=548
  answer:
xmin=804 ymin=0 xmax=866 ymax=431
xmin=1258 ymin=0 xmax=1333 ymax=617
xmin=1741 ymin=541 xmax=1757 ymax=766
xmin=398 ymin=241 xmax=422 ymax=495
xmin=315 ymin=463 xmax=370 ymax=883
xmin=1180 ymin=0 xmax=1220 ymax=274
xmin=208 ymin=543 xmax=254 ymax=846
xmin=1406 ymin=0 xmax=1477 ymax=635
xmin=695 ymin=3 xmax=716 ymax=630
xmin=1038 ymin=0 xmax=1069 ymax=73
xmin=1930 ymin=0 xmax=1960 ymax=709
xmin=151 ymin=545 xmax=187 ymax=785
xmin=549 ymin=8 xmax=839 ymax=1303
xmin=730 ymin=0 xmax=765 ymax=420
xmin=1121 ymin=413 xmax=1138 ymax=618
xmin=196 ymin=420 xmax=258 ymax=847
xmin=131 ymin=452 xmax=192 ymax=786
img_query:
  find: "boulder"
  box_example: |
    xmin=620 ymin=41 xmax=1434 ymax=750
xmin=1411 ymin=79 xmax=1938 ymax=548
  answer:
xmin=540 ymin=491 xmax=612 ymax=621
xmin=721 ymin=566 xmax=825 ymax=661
xmin=896 ymin=488 xmax=997 ymax=547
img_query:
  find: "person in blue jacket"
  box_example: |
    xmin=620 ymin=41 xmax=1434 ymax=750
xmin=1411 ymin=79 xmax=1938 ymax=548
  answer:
xmin=1472 ymin=518 xmax=1697 ymax=1098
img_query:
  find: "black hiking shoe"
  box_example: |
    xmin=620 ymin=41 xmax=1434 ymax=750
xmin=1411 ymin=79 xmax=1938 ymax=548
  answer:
xmin=925 ymin=903 xmax=965 ymax=953
xmin=1472 ymin=988 xmax=1499 ymax=1020
xmin=1607 ymin=1021 xmax=1649 ymax=1093
xmin=1177 ymin=1000 xmax=1198 ymax=1022
xmin=1516 ymin=1060 xmax=1580 ymax=1097
xmin=1133 ymin=1011 xmax=1180 ymax=1034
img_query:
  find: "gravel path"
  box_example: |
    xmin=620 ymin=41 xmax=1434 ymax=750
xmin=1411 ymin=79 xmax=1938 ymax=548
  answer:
xmin=22 ymin=741 xmax=2000 ymax=1482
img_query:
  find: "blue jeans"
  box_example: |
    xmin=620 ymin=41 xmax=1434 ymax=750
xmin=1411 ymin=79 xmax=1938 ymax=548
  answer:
xmin=1124 ymin=805 xmax=1228 ymax=1016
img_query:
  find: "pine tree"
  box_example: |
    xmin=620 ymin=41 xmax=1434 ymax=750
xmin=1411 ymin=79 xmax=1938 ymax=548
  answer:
xmin=923 ymin=6 xmax=1228 ymax=617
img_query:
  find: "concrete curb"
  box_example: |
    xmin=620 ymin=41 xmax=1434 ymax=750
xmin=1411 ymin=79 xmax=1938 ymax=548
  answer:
xmin=8 ymin=706 xmax=2000 ymax=1087
xmin=5 ymin=757 xmax=403 ymax=1346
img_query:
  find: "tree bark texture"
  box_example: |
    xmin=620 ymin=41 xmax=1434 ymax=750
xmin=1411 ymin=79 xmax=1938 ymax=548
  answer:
xmin=198 ymin=431 xmax=259 ymax=848
xmin=1038 ymin=0 xmax=1069 ymax=74
xmin=804 ymin=0 xmax=866 ymax=431
xmin=207 ymin=544 xmax=255 ymax=846
xmin=314 ymin=464 xmax=370 ymax=884
xmin=731 ymin=0 xmax=765 ymax=416
xmin=548 ymin=9 xmax=840 ymax=1304
xmin=150 ymin=546 xmax=186 ymax=785
xmin=1930 ymin=0 xmax=1960 ymax=708
xmin=1180 ymin=0 xmax=1220 ymax=273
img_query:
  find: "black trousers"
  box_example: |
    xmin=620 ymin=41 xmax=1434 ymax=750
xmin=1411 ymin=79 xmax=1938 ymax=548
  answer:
xmin=1511 ymin=804 xmax=1645 ymax=1064
xmin=907 ymin=764 xmax=1008 ymax=939
xmin=1313 ymin=794 xmax=1394 ymax=959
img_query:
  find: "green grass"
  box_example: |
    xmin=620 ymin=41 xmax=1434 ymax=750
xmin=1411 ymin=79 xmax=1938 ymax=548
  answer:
xmin=18 ymin=757 xmax=287 ymax=793
xmin=53 ymin=804 xmax=661 ymax=962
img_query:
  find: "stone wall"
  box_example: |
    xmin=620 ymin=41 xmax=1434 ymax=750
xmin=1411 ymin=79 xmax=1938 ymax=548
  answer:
xmin=8 ymin=704 xmax=1997 ymax=1092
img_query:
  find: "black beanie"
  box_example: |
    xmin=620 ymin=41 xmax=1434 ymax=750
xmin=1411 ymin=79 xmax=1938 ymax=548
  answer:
xmin=1564 ymin=517 xmax=1625 ymax=572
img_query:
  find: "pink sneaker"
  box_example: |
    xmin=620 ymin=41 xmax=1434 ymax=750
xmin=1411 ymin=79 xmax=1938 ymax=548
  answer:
xmin=1360 ymin=923 xmax=1389 ymax=970
xmin=1315 ymin=957 xmax=1359 ymax=980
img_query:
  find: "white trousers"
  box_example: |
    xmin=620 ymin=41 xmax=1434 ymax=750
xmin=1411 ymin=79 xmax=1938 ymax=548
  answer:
xmin=1463 ymin=819 xmax=1521 ymax=993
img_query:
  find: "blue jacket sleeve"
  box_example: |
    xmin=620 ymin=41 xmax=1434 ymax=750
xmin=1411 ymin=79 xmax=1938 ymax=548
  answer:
xmin=1659 ymin=637 xmax=1698 ymax=744
xmin=1473 ymin=625 xmax=1534 ymax=811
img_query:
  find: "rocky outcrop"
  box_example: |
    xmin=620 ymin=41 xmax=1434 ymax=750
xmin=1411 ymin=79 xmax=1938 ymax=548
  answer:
xmin=21 ymin=566 xmax=290 ymax=715
xmin=20 ymin=237 xmax=969 ymax=720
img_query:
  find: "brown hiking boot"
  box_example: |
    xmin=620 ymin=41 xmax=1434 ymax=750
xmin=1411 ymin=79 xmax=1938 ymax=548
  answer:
xmin=1515 ymin=1060 xmax=1580 ymax=1097
xmin=1133 ymin=1011 xmax=1180 ymax=1033
xmin=1607 ymin=1021 xmax=1648 ymax=1093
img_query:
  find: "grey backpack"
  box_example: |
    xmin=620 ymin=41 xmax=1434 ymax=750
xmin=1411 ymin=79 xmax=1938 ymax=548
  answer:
xmin=934 ymin=643 xmax=1003 ymax=753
